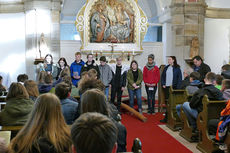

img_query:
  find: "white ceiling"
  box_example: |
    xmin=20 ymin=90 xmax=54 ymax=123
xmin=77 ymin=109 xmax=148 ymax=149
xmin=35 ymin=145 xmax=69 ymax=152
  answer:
xmin=61 ymin=0 xmax=160 ymax=22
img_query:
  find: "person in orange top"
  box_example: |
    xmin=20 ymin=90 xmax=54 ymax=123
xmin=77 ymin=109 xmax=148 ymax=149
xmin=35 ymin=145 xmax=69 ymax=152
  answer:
xmin=143 ymin=54 xmax=160 ymax=114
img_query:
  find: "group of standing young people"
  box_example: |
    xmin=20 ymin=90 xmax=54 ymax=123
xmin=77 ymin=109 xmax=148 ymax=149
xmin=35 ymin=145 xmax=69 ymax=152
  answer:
xmin=39 ymin=52 xmax=190 ymax=116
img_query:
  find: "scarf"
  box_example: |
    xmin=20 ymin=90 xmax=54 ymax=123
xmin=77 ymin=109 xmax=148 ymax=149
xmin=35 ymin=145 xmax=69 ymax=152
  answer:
xmin=146 ymin=62 xmax=155 ymax=70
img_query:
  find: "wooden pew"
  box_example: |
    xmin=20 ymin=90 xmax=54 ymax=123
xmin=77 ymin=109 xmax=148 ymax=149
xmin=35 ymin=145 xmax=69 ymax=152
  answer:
xmin=196 ymin=95 xmax=226 ymax=153
xmin=166 ymin=86 xmax=187 ymax=131
xmin=179 ymin=90 xmax=195 ymax=142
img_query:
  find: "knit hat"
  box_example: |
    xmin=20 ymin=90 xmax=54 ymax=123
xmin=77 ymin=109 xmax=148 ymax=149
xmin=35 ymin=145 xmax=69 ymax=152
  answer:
xmin=148 ymin=54 xmax=155 ymax=60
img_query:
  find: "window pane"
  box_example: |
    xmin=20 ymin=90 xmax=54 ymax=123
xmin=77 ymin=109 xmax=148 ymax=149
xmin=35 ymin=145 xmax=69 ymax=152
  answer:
xmin=60 ymin=24 xmax=79 ymax=40
xmin=144 ymin=26 xmax=162 ymax=42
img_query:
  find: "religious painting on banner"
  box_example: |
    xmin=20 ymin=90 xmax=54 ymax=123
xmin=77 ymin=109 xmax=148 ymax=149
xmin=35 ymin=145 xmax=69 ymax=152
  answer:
xmin=90 ymin=0 xmax=134 ymax=43
xmin=76 ymin=0 xmax=148 ymax=54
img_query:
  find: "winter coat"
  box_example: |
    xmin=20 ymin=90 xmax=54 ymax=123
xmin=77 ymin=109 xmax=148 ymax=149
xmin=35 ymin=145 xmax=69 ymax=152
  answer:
xmin=109 ymin=64 xmax=129 ymax=88
xmin=70 ymin=60 xmax=85 ymax=86
xmin=143 ymin=65 xmax=160 ymax=85
xmin=99 ymin=64 xmax=113 ymax=87
xmin=0 ymin=98 xmax=34 ymax=125
xmin=193 ymin=62 xmax=211 ymax=82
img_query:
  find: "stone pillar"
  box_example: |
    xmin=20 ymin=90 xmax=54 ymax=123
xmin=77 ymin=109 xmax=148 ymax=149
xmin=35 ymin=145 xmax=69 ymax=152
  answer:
xmin=24 ymin=0 xmax=61 ymax=80
xmin=171 ymin=0 xmax=206 ymax=63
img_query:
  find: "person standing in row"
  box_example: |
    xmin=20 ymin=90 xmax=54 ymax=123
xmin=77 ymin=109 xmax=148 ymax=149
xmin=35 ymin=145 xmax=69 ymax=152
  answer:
xmin=161 ymin=56 xmax=182 ymax=122
xmin=99 ymin=56 xmax=113 ymax=100
xmin=57 ymin=57 xmax=69 ymax=80
xmin=110 ymin=57 xmax=128 ymax=113
xmin=127 ymin=60 xmax=143 ymax=113
xmin=81 ymin=53 xmax=100 ymax=79
xmin=143 ymin=54 xmax=160 ymax=114
xmin=70 ymin=52 xmax=85 ymax=87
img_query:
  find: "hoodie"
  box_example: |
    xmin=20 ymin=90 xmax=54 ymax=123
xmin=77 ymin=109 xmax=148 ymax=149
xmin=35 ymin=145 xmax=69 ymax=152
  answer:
xmin=189 ymin=84 xmax=223 ymax=113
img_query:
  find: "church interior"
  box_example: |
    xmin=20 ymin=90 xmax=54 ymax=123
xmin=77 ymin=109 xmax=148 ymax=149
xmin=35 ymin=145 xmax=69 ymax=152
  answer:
xmin=1 ymin=0 xmax=230 ymax=153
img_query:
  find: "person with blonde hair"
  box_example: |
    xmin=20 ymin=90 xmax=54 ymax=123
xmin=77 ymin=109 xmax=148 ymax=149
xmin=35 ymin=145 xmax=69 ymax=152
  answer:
xmin=0 ymin=83 xmax=34 ymax=125
xmin=24 ymin=80 xmax=39 ymax=102
xmin=8 ymin=93 xmax=72 ymax=153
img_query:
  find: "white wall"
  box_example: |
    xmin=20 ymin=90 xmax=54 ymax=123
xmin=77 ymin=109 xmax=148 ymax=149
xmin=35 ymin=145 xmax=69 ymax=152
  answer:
xmin=0 ymin=13 xmax=26 ymax=83
xmin=206 ymin=0 xmax=230 ymax=8
xmin=204 ymin=18 xmax=230 ymax=74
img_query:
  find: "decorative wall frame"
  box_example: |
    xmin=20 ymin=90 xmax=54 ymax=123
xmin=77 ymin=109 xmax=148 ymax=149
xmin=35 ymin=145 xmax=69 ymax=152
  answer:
xmin=75 ymin=0 xmax=148 ymax=54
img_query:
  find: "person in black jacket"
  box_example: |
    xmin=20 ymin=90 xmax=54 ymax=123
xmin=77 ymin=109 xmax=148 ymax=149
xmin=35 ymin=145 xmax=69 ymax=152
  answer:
xmin=81 ymin=53 xmax=100 ymax=79
xmin=221 ymin=64 xmax=230 ymax=79
xmin=192 ymin=55 xmax=211 ymax=82
xmin=182 ymin=72 xmax=223 ymax=130
xmin=110 ymin=57 xmax=129 ymax=112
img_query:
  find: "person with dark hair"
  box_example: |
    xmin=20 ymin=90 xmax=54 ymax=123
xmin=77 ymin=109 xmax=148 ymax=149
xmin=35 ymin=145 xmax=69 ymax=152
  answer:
xmin=182 ymin=72 xmax=223 ymax=131
xmin=110 ymin=57 xmax=128 ymax=113
xmin=0 ymin=83 xmax=34 ymax=126
xmin=70 ymin=52 xmax=85 ymax=87
xmin=39 ymin=54 xmax=58 ymax=80
xmin=81 ymin=53 xmax=100 ymax=79
xmin=55 ymin=82 xmax=78 ymax=125
xmin=38 ymin=74 xmax=53 ymax=94
xmin=17 ymin=74 xmax=28 ymax=84
xmin=56 ymin=57 xmax=69 ymax=80
xmin=192 ymin=55 xmax=211 ymax=82
xmin=99 ymin=56 xmax=113 ymax=100
xmin=221 ymin=64 xmax=230 ymax=79
xmin=71 ymin=112 xmax=118 ymax=153
xmin=176 ymin=72 xmax=201 ymax=117
xmin=81 ymin=89 xmax=126 ymax=152
xmin=8 ymin=93 xmax=72 ymax=153
xmin=0 ymin=76 xmax=6 ymax=94
xmin=160 ymin=56 xmax=182 ymax=123
xmin=215 ymin=74 xmax=224 ymax=90
xmin=143 ymin=54 xmax=160 ymax=114
xmin=127 ymin=60 xmax=143 ymax=113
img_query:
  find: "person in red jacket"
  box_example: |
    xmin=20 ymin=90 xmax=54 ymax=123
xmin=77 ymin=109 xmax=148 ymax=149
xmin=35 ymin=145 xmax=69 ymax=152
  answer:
xmin=143 ymin=54 xmax=160 ymax=114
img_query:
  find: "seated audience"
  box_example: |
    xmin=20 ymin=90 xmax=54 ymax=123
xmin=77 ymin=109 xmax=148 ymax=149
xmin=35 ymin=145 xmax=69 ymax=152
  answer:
xmin=221 ymin=64 xmax=230 ymax=79
xmin=55 ymin=82 xmax=78 ymax=125
xmin=78 ymin=77 xmax=105 ymax=95
xmin=24 ymin=80 xmax=39 ymax=102
xmin=0 ymin=76 xmax=6 ymax=93
xmin=176 ymin=72 xmax=201 ymax=117
xmin=81 ymin=89 xmax=127 ymax=152
xmin=37 ymin=71 xmax=47 ymax=85
xmin=53 ymin=67 xmax=71 ymax=87
xmin=8 ymin=93 xmax=72 ymax=153
xmin=0 ymin=83 xmax=34 ymax=125
xmin=38 ymin=74 xmax=53 ymax=94
xmin=182 ymin=72 xmax=223 ymax=131
xmin=88 ymin=68 xmax=98 ymax=79
xmin=17 ymin=74 xmax=28 ymax=84
xmin=71 ymin=112 xmax=118 ymax=153
xmin=179 ymin=68 xmax=193 ymax=89
xmin=215 ymin=74 xmax=224 ymax=90
xmin=62 ymin=76 xmax=80 ymax=98
xmin=221 ymin=79 xmax=230 ymax=100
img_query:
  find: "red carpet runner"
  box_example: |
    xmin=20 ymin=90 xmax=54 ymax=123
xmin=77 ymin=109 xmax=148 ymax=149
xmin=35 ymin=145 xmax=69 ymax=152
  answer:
xmin=121 ymin=112 xmax=192 ymax=153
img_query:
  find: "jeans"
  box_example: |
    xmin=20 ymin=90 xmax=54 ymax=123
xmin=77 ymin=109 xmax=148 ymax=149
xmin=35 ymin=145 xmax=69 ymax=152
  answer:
xmin=104 ymin=87 xmax=109 ymax=101
xmin=145 ymin=86 xmax=157 ymax=113
xmin=182 ymin=102 xmax=198 ymax=129
xmin=128 ymin=88 xmax=142 ymax=110
xmin=176 ymin=104 xmax=182 ymax=118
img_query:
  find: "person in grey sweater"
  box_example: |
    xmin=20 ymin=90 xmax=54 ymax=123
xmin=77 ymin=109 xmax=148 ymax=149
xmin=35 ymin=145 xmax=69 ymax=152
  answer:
xmin=99 ymin=56 xmax=113 ymax=100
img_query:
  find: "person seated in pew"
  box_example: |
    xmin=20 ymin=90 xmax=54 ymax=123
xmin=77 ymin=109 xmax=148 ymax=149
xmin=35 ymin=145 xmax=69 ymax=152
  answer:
xmin=38 ymin=74 xmax=53 ymax=94
xmin=24 ymin=80 xmax=39 ymax=102
xmin=0 ymin=76 xmax=6 ymax=94
xmin=221 ymin=79 xmax=230 ymax=100
xmin=71 ymin=112 xmax=118 ymax=153
xmin=179 ymin=68 xmax=193 ymax=89
xmin=215 ymin=74 xmax=224 ymax=90
xmin=55 ymin=82 xmax=78 ymax=125
xmin=7 ymin=93 xmax=72 ymax=153
xmin=221 ymin=64 xmax=230 ymax=79
xmin=0 ymin=83 xmax=34 ymax=126
xmin=62 ymin=76 xmax=80 ymax=101
xmin=88 ymin=68 xmax=98 ymax=79
xmin=17 ymin=74 xmax=28 ymax=85
xmin=176 ymin=71 xmax=201 ymax=117
xmin=182 ymin=72 xmax=223 ymax=131
xmin=80 ymin=89 xmax=127 ymax=152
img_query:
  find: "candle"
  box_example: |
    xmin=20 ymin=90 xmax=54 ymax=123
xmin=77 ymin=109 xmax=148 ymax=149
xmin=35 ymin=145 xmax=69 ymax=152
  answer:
xmin=132 ymin=49 xmax=135 ymax=55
